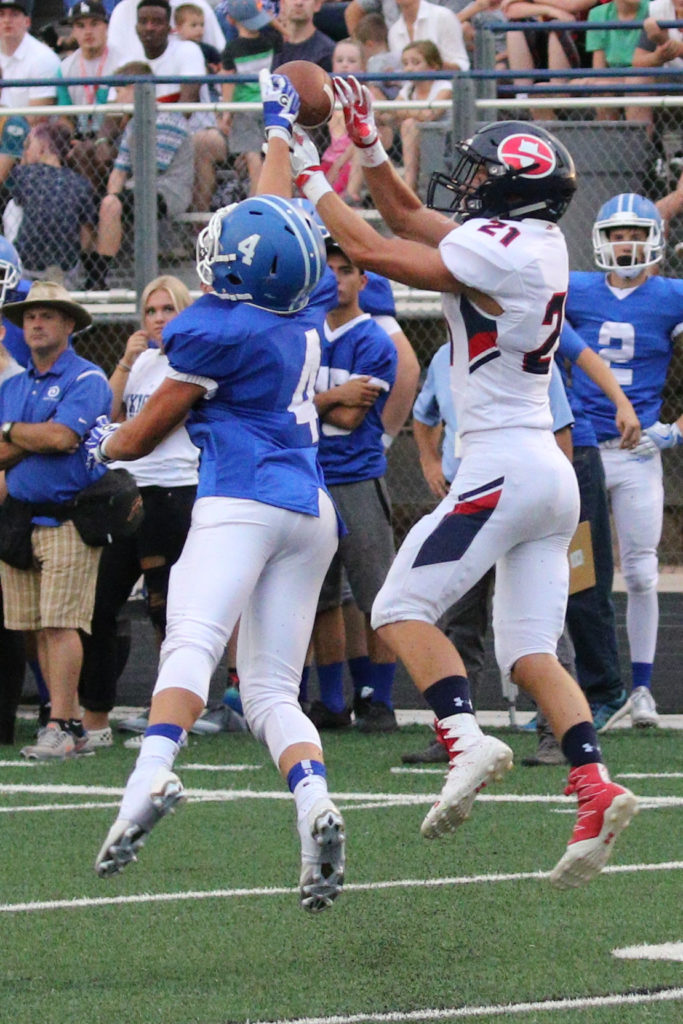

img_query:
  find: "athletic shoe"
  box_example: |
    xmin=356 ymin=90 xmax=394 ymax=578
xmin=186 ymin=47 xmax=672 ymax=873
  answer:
xmin=549 ymin=762 xmax=638 ymax=889
xmin=521 ymin=732 xmax=566 ymax=767
xmin=519 ymin=714 xmax=538 ymax=733
xmin=590 ymin=690 xmax=630 ymax=734
xmin=20 ymin=724 xmax=75 ymax=761
xmin=117 ymin=709 xmax=150 ymax=734
xmin=191 ymin=704 xmax=248 ymax=735
xmin=77 ymin=727 xmax=114 ymax=752
xmin=222 ymin=686 xmax=244 ymax=716
xmin=630 ymin=686 xmax=659 ymax=728
xmin=401 ymin=739 xmax=448 ymax=765
xmin=352 ymin=689 xmax=372 ymax=725
xmin=307 ymin=700 xmax=352 ymax=730
xmin=421 ymin=717 xmax=513 ymax=839
xmin=95 ymin=768 xmax=185 ymax=878
xmin=298 ymin=798 xmax=345 ymax=912
xmin=356 ymin=701 xmax=398 ymax=734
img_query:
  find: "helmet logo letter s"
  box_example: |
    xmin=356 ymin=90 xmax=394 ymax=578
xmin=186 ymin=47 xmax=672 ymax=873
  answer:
xmin=237 ymin=233 xmax=261 ymax=266
xmin=497 ymin=134 xmax=557 ymax=178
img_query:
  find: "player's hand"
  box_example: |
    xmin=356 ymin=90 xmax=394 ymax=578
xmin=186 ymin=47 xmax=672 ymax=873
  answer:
xmin=616 ymin=400 xmax=641 ymax=449
xmin=333 ymin=75 xmax=379 ymax=149
xmin=644 ymin=419 xmax=683 ymax=450
xmin=85 ymin=415 xmax=120 ymax=469
xmin=290 ymin=126 xmax=324 ymax=189
xmin=420 ymin=456 xmax=449 ymax=499
xmin=334 ymin=376 xmax=382 ymax=408
xmin=259 ymin=70 xmax=300 ymax=139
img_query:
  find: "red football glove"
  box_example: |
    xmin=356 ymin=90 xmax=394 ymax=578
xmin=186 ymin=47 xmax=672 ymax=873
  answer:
xmin=332 ymin=75 xmax=379 ymax=149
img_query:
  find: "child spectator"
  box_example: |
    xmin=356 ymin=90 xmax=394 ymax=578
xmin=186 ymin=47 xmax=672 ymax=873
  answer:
xmin=321 ymin=37 xmax=365 ymax=198
xmin=579 ymin=0 xmax=652 ymax=130
xmin=393 ymin=39 xmax=452 ymax=195
xmin=192 ymin=0 xmax=281 ymax=208
xmin=5 ymin=121 xmax=97 ymax=286
xmin=354 ymin=11 xmax=401 ymax=99
xmin=174 ymin=0 xmax=205 ymax=41
xmin=175 ymin=1 xmax=223 ymax=131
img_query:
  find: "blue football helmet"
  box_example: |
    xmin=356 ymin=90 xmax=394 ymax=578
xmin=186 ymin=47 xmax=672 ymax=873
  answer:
xmin=196 ymin=195 xmax=326 ymax=313
xmin=592 ymin=193 xmax=664 ymax=279
xmin=289 ymin=197 xmax=330 ymax=240
xmin=0 ymin=235 xmax=22 ymax=306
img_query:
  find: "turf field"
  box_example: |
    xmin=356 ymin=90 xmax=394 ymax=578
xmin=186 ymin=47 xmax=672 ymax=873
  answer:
xmin=1 ymin=718 xmax=681 ymax=1024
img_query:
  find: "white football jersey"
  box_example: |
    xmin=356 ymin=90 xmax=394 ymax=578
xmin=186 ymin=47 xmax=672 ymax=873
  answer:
xmin=439 ymin=216 xmax=569 ymax=437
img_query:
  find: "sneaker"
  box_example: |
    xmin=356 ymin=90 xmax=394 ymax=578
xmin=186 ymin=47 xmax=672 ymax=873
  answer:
xmin=78 ymin=727 xmax=114 ymax=752
xmin=298 ymin=798 xmax=345 ymax=912
xmin=191 ymin=703 xmax=248 ymax=735
xmin=222 ymin=685 xmax=244 ymax=716
xmin=352 ymin=688 xmax=372 ymax=725
xmin=117 ymin=709 xmax=150 ymax=734
xmin=307 ymin=700 xmax=352 ymax=730
xmin=21 ymin=724 xmax=75 ymax=761
xmin=521 ymin=732 xmax=567 ymax=767
xmin=95 ymin=768 xmax=185 ymax=878
xmin=401 ymin=738 xmax=448 ymax=765
xmin=550 ymin=762 xmax=638 ymax=889
xmin=519 ymin=713 xmax=538 ymax=733
xmin=356 ymin=701 xmax=398 ymax=734
xmin=590 ymin=690 xmax=630 ymax=733
xmin=630 ymin=686 xmax=659 ymax=728
xmin=421 ymin=717 xmax=513 ymax=839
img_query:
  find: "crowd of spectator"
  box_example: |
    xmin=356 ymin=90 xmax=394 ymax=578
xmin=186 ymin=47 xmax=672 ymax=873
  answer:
xmin=0 ymin=0 xmax=681 ymax=755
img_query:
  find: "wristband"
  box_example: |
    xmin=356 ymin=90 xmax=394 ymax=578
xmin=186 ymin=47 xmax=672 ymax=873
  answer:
xmin=265 ymin=125 xmax=292 ymax=144
xmin=358 ymin=138 xmax=389 ymax=169
xmin=117 ymin=361 xmax=132 ymax=373
xmin=299 ymin=170 xmax=333 ymax=206
xmin=1 ymin=421 xmax=13 ymax=442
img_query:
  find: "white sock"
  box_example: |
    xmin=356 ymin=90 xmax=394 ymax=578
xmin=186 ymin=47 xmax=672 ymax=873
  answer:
xmin=119 ymin=734 xmax=181 ymax=823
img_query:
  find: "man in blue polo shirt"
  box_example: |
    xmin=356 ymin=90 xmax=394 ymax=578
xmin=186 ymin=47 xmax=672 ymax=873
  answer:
xmin=0 ymin=281 xmax=112 ymax=761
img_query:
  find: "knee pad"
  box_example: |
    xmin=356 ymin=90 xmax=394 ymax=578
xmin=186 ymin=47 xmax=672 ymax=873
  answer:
xmin=243 ymin=682 xmax=321 ymax=765
xmin=621 ymin=553 xmax=658 ymax=595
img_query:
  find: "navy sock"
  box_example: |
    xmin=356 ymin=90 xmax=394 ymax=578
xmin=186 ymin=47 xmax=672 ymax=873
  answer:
xmin=631 ymin=662 xmax=653 ymax=690
xmin=368 ymin=661 xmax=396 ymax=707
xmin=423 ymin=675 xmax=474 ymax=719
xmin=561 ymin=721 xmax=603 ymax=767
xmin=317 ymin=662 xmax=345 ymax=713
xmin=348 ymin=655 xmax=372 ymax=695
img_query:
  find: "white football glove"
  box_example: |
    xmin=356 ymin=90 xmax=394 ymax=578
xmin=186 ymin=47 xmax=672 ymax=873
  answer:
xmin=85 ymin=415 xmax=120 ymax=469
xmin=290 ymin=126 xmax=332 ymax=205
xmin=644 ymin=419 xmax=683 ymax=449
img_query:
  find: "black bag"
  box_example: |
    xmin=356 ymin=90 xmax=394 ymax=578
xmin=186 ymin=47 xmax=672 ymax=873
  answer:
xmin=69 ymin=469 xmax=145 ymax=547
xmin=0 ymin=495 xmax=35 ymax=570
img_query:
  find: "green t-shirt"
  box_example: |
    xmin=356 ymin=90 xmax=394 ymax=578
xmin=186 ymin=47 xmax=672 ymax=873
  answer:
xmin=585 ymin=0 xmax=650 ymax=67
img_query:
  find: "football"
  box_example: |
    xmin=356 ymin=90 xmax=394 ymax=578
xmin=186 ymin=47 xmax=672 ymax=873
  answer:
xmin=277 ymin=60 xmax=335 ymax=129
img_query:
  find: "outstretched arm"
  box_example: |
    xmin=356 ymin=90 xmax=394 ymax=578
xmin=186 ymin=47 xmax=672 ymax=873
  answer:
xmin=574 ymin=347 xmax=640 ymax=448
xmin=332 ymin=76 xmax=454 ymax=247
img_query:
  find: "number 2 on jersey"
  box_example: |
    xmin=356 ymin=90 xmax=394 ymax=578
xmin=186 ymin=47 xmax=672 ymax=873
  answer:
xmin=523 ymin=292 xmax=566 ymax=375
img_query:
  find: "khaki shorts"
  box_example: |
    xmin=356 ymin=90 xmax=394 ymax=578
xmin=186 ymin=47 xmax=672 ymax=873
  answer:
xmin=0 ymin=520 xmax=101 ymax=632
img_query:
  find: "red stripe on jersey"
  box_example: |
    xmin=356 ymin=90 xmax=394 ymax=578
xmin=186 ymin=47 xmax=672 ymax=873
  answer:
xmin=452 ymin=488 xmax=502 ymax=516
xmin=468 ymin=330 xmax=498 ymax=362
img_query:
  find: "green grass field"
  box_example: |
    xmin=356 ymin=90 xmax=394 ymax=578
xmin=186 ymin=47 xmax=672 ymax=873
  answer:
xmin=0 ymin=718 xmax=681 ymax=1024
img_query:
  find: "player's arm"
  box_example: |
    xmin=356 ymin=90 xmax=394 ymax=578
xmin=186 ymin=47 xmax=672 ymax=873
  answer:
xmin=573 ymin=347 xmax=640 ymax=448
xmin=381 ymin=325 xmax=420 ymax=439
xmin=91 ymin=378 xmax=205 ymax=463
xmin=413 ymin=418 xmax=449 ymax=499
xmin=333 ymin=76 xmax=453 ymax=247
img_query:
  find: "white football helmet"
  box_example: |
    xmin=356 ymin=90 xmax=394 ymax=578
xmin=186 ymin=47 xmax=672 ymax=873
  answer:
xmin=592 ymin=193 xmax=664 ymax=279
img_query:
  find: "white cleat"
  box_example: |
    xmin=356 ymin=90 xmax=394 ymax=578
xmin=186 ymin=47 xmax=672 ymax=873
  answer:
xmin=95 ymin=769 xmax=185 ymax=878
xmin=299 ymin=798 xmax=345 ymax=912
xmin=550 ymin=763 xmax=639 ymax=890
xmin=630 ymin=686 xmax=659 ymax=729
xmin=421 ymin=723 xmax=513 ymax=840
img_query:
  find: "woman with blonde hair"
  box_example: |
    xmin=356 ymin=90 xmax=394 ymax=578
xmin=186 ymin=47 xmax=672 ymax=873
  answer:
xmin=78 ymin=275 xmax=200 ymax=749
xmin=393 ymin=40 xmax=453 ymax=195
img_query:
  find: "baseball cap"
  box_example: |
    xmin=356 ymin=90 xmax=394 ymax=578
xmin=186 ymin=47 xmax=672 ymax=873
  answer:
xmin=67 ymin=1 xmax=108 ymax=22
xmin=222 ymin=0 xmax=273 ymax=31
xmin=0 ymin=115 xmax=30 ymax=159
xmin=0 ymin=0 xmax=29 ymax=13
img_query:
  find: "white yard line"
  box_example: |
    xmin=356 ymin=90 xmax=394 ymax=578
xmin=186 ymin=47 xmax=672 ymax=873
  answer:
xmin=1 ymin=860 xmax=681 ymax=915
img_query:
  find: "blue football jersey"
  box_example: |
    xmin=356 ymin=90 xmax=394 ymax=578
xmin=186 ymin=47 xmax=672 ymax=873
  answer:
xmin=360 ymin=272 xmax=396 ymax=317
xmin=163 ymin=269 xmax=338 ymax=515
xmin=2 ymin=278 xmax=31 ymax=367
xmin=566 ymin=272 xmax=683 ymax=440
xmin=316 ymin=313 xmax=397 ymax=486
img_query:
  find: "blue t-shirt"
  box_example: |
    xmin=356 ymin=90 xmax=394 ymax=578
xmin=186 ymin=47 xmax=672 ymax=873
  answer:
xmin=566 ymin=271 xmax=683 ymax=441
xmin=8 ymin=165 xmax=97 ymax=272
xmin=316 ymin=313 xmax=397 ymax=486
xmin=163 ymin=270 xmax=339 ymax=516
xmin=360 ymin=272 xmax=396 ymax=317
xmin=0 ymin=347 xmax=111 ymax=505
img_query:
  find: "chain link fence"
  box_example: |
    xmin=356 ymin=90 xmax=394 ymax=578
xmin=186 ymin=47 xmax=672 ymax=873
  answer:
xmin=3 ymin=58 xmax=682 ymax=565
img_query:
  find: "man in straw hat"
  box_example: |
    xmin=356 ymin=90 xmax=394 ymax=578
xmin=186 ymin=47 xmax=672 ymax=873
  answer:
xmin=0 ymin=281 xmax=112 ymax=760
